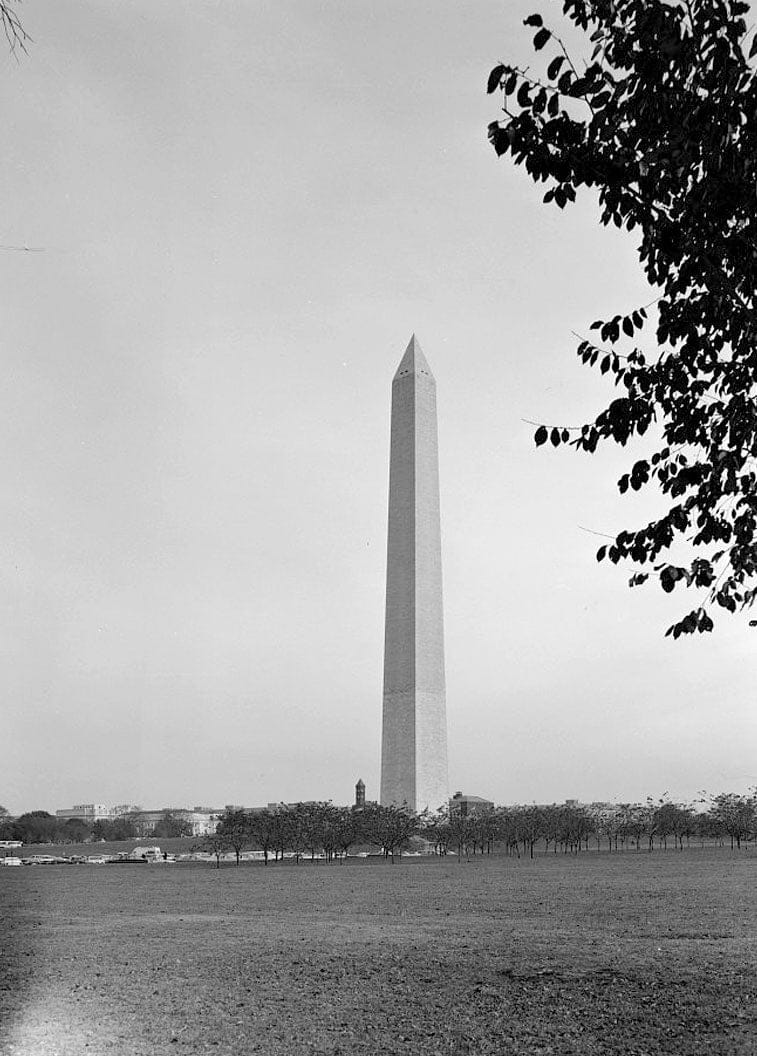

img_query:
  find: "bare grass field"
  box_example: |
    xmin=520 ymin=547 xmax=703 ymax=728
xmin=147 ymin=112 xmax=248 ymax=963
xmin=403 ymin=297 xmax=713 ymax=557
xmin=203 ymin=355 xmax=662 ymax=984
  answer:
xmin=1 ymin=849 xmax=755 ymax=1055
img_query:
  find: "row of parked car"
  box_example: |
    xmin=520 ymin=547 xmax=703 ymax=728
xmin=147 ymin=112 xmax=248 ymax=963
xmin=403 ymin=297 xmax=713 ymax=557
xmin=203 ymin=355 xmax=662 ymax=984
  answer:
xmin=1 ymin=846 xmax=178 ymax=866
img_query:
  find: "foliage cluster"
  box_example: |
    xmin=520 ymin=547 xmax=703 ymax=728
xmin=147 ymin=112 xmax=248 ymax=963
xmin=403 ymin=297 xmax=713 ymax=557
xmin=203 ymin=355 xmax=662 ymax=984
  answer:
xmin=0 ymin=808 xmax=192 ymax=845
xmin=199 ymin=791 xmax=757 ymax=865
xmin=488 ymin=0 xmax=757 ymax=635
xmin=422 ymin=796 xmax=757 ymax=858
xmin=4 ymin=794 xmax=754 ymax=853
xmin=209 ymin=801 xmax=418 ymax=866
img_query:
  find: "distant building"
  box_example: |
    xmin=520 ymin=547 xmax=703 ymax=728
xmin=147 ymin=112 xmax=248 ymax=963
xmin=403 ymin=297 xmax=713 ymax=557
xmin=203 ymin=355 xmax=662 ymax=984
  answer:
xmin=266 ymin=801 xmax=319 ymax=812
xmin=355 ymin=779 xmax=365 ymax=809
xmin=184 ymin=809 xmax=223 ymax=836
xmin=132 ymin=808 xmax=222 ymax=837
xmin=449 ymin=792 xmax=494 ymax=817
xmin=55 ymin=804 xmax=141 ymax=822
xmin=55 ymin=803 xmax=220 ymax=836
xmin=132 ymin=810 xmax=169 ymax=836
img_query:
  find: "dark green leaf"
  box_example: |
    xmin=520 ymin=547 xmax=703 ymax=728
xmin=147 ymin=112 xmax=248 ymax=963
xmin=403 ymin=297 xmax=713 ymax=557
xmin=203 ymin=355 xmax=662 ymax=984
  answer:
xmin=557 ymin=71 xmax=572 ymax=94
xmin=488 ymin=126 xmax=510 ymax=156
xmin=547 ymin=56 xmax=564 ymax=80
xmin=534 ymin=425 xmax=548 ymax=446
xmin=487 ymin=65 xmax=506 ymax=94
xmin=487 ymin=0 xmax=757 ymax=638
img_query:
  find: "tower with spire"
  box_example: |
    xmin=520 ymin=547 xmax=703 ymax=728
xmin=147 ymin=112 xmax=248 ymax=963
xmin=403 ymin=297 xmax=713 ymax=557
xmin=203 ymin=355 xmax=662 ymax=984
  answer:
xmin=380 ymin=335 xmax=449 ymax=813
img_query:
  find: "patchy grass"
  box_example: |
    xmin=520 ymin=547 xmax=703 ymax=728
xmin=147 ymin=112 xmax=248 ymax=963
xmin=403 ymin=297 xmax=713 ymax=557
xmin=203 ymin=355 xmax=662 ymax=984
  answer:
xmin=1 ymin=849 xmax=755 ymax=1054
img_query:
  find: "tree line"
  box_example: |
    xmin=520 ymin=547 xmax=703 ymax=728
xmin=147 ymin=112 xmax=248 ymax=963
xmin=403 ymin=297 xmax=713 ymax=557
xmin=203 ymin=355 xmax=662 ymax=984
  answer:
xmin=202 ymin=792 xmax=756 ymax=866
xmin=2 ymin=794 xmax=754 ymax=853
xmin=425 ymin=794 xmax=757 ymax=859
xmin=0 ymin=808 xmax=193 ymax=846
xmin=205 ymin=802 xmax=419 ymax=867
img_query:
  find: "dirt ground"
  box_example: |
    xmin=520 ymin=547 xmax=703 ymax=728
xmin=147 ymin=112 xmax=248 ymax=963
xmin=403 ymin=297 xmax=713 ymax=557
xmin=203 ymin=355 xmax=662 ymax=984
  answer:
xmin=1 ymin=849 xmax=755 ymax=1055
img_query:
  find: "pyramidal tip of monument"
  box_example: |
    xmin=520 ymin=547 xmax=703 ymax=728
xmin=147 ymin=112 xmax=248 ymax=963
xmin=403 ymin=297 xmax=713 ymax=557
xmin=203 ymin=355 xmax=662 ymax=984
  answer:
xmin=393 ymin=333 xmax=434 ymax=381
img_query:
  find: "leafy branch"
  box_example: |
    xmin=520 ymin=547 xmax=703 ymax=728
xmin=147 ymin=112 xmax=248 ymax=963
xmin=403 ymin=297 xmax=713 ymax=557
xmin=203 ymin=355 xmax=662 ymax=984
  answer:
xmin=1 ymin=1 xmax=28 ymax=56
xmin=490 ymin=0 xmax=757 ymax=636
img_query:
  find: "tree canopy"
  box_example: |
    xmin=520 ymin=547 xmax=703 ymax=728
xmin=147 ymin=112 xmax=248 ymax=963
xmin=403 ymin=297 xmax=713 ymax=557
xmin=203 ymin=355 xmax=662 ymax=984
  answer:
xmin=488 ymin=0 xmax=757 ymax=636
xmin=152 ymin=811 xmax=193 ymax=839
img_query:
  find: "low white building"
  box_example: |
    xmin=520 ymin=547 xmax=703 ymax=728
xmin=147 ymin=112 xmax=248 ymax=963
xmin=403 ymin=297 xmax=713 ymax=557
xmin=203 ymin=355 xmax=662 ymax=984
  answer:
xmin=55 ymin=804 xmax=141 ymax=822
xmin=55 ymin=803 xmax=221 ymax=837
xmin=132 ymin=808 xmax=222 ymax=837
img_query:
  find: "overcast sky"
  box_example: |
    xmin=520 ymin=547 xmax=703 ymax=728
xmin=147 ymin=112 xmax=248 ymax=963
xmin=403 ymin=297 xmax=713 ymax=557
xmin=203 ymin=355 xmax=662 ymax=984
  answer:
xmin=2 ymin=1 xmax=754 ymax=814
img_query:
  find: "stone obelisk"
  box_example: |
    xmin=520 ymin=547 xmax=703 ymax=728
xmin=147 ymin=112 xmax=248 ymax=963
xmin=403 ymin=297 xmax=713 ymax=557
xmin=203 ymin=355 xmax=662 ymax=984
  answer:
xmin=380 ymin=335 xmax=449 ymax=813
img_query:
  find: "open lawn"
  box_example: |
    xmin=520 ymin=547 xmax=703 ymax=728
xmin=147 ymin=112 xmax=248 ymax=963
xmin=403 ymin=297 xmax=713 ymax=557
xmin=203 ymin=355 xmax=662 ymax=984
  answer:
xmin=1 ymin=849 xmax=755 ymax=1055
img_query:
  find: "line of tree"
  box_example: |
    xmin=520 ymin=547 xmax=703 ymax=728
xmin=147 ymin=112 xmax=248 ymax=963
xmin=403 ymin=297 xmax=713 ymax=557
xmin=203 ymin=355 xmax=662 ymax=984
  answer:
xmin=0 ymin=808 xmax=193 ymax=845
xmin=426 ymin=794 xmax=756 ymax=859
xmin=3 ymin=794 xmax=754 ymax=852
xmin=208 ymin=802 xmax=419 ymax=867
xmin=200 ymin=792 xmax=756 ymax=866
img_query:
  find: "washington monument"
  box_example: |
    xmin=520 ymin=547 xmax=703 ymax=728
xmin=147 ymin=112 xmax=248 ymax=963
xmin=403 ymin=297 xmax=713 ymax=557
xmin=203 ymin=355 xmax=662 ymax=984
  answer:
xmin=380 ymin=335 xmax=449 ymax=813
